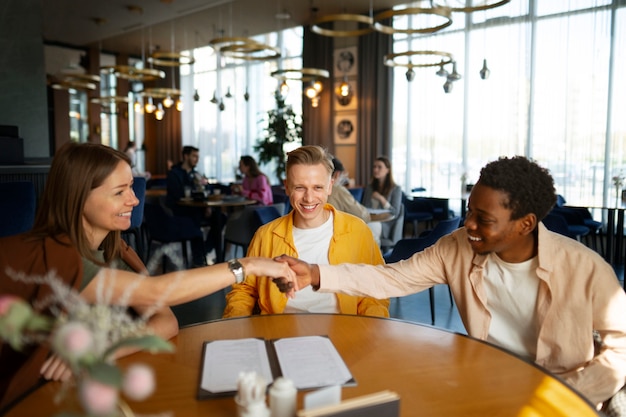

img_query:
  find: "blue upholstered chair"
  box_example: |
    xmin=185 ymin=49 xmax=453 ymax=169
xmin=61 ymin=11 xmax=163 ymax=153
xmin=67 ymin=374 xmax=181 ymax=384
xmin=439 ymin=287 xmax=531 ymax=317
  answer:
xmin=122 ymin=177 xmax=147 ymax=261
xmin=0 ymin=181 xmax=36 ymax=237
xmin=143 ymin=201 xmax=204 ymax=272
xmin=348 ymin=187 xmax=364 ymax=204
xmin=384 ymin=216 xmax=461 ymax=325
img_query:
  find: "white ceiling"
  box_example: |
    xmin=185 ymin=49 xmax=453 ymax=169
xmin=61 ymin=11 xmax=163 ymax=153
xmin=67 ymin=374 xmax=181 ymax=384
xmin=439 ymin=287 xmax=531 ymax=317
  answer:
xmin=42 ymin=0 xmax=409 ymax=57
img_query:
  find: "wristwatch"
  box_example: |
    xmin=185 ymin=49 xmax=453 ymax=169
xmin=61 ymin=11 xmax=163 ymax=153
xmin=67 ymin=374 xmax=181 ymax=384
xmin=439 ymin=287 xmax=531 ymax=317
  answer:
xmin=228 ymin=259 xmax=245 ymax=284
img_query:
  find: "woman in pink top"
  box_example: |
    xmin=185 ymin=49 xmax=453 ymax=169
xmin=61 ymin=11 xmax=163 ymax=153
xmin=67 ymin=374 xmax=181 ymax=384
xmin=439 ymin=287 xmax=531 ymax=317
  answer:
xmin=232 ymin=155 xmax=273 ymax=206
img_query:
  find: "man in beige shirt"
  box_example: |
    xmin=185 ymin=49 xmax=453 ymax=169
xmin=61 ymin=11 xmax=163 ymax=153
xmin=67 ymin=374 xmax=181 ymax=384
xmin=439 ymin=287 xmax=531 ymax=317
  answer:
xmin=272 ymin=156 xmax=626 ymax=413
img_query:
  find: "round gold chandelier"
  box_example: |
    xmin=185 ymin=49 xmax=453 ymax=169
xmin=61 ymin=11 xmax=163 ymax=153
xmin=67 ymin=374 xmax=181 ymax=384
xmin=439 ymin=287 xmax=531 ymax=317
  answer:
xmin=209 ymin=37 xmax=281 ymax=61
xmin=373 ymin=5 xmax=453 ymax=35
xmin=310 ymin=13 xmax=374 ymax=37
xmin=100 ymin=65 xmax=165 ymax=82
xmin=148 ymin=51 xmax=195 ymax=67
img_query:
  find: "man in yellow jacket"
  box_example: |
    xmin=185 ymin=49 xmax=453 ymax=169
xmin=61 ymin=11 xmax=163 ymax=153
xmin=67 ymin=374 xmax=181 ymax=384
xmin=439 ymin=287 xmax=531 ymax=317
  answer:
xmin=223 ymin=146 xmax=388 ymax=318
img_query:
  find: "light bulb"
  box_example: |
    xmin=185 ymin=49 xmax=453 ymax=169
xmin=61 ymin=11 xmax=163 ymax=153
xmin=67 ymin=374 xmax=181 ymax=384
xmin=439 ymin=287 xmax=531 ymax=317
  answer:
xmin=176 ymin=98 xmax=183 ymax=111
xmin=305 ymin=84 xmax=318 ymax=99
xmin=279 ymin=80 xmax=289 ymax=96
xmin=163 ymin=95 xmax=174 ymax=108
xmin=155 ymin=103 xmax=164 ymax=120
xmin=313 ymin=80 xmax=323 ymax=93
xmin=145 ymin=97 xmax=156 ymax=113
xmin=338 ymin=81 xmax=350 ymax=97
xmin=193 ymin=89 xmax=200 ymax=101
xmin=310 ymin=96 xmax=319 ymax=108
xmin=436 ymin=61 xmax=449 ymax=77
xmin=133 ymin=99 xmax=142 ymax=113
xmin=443 ymin=79 xmax=453 ymax=93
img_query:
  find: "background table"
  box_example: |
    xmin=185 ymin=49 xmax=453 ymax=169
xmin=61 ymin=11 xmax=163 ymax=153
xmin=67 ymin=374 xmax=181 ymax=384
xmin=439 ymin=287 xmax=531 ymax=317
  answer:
xmin=5 ymin=314 xmax=598 ymax=417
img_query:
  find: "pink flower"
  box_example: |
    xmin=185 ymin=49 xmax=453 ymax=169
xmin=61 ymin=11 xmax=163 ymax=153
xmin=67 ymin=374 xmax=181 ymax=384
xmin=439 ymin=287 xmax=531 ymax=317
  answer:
xmin=0 ymin=295 xmax=22 ymax=316
xmin=53 ymin=321 xmax=94 ymax=361
xmin=122 ymin=364 xmax=155 ymax=401
xmin=79 ymin=377 xmax=119 ymax=416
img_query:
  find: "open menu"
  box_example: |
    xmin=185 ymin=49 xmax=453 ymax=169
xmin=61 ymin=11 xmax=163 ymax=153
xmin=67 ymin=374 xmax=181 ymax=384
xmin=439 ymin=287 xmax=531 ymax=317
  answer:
xmin=198 ymin=335 xmax=355 ymax=399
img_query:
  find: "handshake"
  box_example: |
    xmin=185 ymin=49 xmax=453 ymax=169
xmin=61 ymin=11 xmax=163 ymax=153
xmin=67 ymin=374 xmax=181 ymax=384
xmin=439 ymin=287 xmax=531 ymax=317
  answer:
xmin=263 ymin=255 xmax=320 ymax=298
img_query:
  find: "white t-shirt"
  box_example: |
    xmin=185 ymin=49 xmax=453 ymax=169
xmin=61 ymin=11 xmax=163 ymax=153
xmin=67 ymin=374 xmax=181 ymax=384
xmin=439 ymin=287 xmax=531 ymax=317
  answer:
xmin=483 ymin=253 xmax=540 ymax=359
xmin=284 ymin=212 xmax=339 ymax=313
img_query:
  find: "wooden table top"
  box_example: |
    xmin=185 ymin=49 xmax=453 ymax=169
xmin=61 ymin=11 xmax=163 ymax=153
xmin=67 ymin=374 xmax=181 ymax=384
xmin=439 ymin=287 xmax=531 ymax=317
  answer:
xmin=178 ymin=197 xmax=257 ymax=208
xmin=4 ymin=314 xmax=599 ymax=417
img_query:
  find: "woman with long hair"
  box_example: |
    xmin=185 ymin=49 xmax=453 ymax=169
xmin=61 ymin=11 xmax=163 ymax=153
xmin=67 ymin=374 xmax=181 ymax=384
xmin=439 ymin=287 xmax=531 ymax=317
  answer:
xmin=232 ymin=155 xmax=273 ymax=206
xmin=0 ymin=142 xmax=293 ymax=408
xmin=362 ymin=156 xmax=403 ymax=249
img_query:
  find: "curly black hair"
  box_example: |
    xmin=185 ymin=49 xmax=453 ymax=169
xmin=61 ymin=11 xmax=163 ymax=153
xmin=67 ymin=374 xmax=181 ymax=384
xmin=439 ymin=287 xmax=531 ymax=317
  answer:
xmin=478 ymin=156 xmax=556 ymax=221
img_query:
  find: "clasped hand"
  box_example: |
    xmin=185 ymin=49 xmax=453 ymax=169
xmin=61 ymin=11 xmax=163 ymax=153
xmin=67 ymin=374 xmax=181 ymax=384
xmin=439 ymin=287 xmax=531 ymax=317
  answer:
xmin=270 ymin=255 xmax=315 ymax=298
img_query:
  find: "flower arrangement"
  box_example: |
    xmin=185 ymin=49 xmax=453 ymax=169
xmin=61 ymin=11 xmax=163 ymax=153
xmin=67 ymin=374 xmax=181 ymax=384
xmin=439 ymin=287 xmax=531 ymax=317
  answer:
xmin=0 ymin=270 xmax=174 ymax=417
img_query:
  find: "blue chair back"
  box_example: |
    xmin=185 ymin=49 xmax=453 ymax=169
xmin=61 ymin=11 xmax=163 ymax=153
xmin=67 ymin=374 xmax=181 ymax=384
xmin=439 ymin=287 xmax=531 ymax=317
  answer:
xmin=131 ymin=177 xmax=146 ymax=229
xmin=385 ymin=216 xmax=461 ymax=263
xmin=348 ymin=187 xmax=364 ymax=203
xmin=254 ymin=205 xmax=282 ymax=227
xmin=0 ymin=181 xmax=36 ymax=237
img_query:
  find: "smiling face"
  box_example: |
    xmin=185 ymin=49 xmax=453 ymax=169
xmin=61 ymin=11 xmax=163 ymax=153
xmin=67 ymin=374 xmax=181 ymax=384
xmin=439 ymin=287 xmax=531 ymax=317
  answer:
xmin=284 ymin=163 xmax=333 ymax=229
xmin=464 ymin=183 xmax=537 ymax=263
xmin=82 ymin=161 xmax=139 ymax=249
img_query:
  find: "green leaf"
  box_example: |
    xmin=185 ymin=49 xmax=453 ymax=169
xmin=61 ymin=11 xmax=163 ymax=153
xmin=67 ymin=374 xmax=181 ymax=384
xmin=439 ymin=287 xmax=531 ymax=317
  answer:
xmin=104 ymin=335 xmax=174 ymax=359
xmin=86 ymin=362 xmax=123 ymax=387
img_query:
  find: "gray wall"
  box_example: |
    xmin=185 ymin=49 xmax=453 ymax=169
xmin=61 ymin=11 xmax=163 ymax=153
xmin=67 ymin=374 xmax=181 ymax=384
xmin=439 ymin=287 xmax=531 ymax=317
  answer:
xmin=0 ymin=0 xmax=50 ymax=158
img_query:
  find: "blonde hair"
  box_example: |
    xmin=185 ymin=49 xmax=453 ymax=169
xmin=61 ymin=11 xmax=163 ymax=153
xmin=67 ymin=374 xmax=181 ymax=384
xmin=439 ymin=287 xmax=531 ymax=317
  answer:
xmin=286 ymin=145 xmax=334 ymax=177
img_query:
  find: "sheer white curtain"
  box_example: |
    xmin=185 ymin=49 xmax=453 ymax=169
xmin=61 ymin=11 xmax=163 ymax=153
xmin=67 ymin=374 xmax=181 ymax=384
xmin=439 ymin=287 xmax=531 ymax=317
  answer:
xmin=180 ymin=28 xmax=303 ymax=185
xmin=392 ymin=0 xmax=625 ymax=212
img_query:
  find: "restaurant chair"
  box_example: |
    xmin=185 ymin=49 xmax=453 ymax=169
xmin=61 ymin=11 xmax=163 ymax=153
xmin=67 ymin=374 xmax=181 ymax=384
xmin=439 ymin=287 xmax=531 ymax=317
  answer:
xmin=223 ymin=206 xmax=259 ymax=258
xmin=143 ymin=201 xmax=204 ymax=272
xmin=122 ymin=177 xmax=146 ymax=261
xmin=403 ymin=193 xmax=434 ymax=237
xmin=253 ymin=205 xmax=282 ymax=227
xmin=272 ymin=192 xmax=291 ymax=214
xmin=542 ymin=212 xmax=590 ymax=241
xmin=380 ymin=204 xmax=405 ymax=254
xmin=384 ymin=216 xmax=461 ymax=325
xmin=348 ymin=187 xmax=364 ymax=203
xmin=0 ymin=181 xmax=36 ymax=238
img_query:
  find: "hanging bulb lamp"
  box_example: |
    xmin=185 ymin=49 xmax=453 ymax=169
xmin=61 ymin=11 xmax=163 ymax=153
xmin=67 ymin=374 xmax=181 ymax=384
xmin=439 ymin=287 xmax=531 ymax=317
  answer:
xmin=155 ymin=103 xmax=165 ymax=120
xmin=479 ymin=59 xmax=491 ymax=79
xmin=406 ymin=67 xmax=416 ymax=81
xmin=193 ymin=89 xmax=200 ymax=101
xmin=145 ymin=96 xmax=156 ymax=113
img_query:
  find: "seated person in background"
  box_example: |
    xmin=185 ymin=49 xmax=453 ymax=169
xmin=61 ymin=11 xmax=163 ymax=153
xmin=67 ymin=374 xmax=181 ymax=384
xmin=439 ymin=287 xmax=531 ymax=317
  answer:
xmin=0 ymin=142 xmax=295 ymax=409
xmin=166 ymin=145 xmax=219 ymax=266
xmin=166 ymin=145 xmax=205 ymax=208
xmin=223 ymin=145 xmax=389 ymax=318
xmin=327 ymin=157 xmax=381 ymax=246
xmin=273 ymin=156 xmax=626 ymax=413
xmin=231 ymin=155 xmax=273 ymax=206
xmin=123 ymin=140 xmax=150 ymax=179
xmin=362 ymin=156 xmax=403 ymax=248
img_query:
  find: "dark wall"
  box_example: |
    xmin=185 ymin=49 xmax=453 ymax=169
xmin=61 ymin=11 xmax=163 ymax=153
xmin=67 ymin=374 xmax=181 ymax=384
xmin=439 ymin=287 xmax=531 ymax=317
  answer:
xmin=0 ymin=0 xmax=50 ymax=159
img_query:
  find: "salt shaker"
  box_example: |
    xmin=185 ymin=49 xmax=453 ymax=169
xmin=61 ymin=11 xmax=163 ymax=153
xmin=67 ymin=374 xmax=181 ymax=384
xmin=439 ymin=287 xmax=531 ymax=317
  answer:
xmin=269 ymin=377 xmax=297 ymax=417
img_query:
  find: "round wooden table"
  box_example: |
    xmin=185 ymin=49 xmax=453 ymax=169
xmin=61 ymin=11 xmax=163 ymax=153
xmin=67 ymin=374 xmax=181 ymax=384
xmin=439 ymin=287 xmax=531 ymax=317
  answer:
xmin=4 ymin=314 xmax=599 ymax=417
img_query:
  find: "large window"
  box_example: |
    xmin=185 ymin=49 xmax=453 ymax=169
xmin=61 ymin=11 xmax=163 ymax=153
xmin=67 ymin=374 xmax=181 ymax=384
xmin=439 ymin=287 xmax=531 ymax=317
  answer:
xmin=392 ymin=0 xmax=626 ymax=209
xmin=181 ymin=27 xmax=303 ymax=185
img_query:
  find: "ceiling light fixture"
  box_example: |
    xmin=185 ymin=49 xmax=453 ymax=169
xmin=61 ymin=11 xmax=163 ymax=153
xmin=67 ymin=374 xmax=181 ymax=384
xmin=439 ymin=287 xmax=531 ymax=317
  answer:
xmin=210 ymin=37 xmax=280 ymax=61
xmin=271 ymin=68 xmax=329 ymax=107
xmin=310 ymin=13 xmax=374 ymax=37
xmin=434 ymin=0 xmax=511 ymax=12
xmin=100 ymin=65 xmax=165 ymax=82
xmin=373 ymin=4 xmax=453 ymax=35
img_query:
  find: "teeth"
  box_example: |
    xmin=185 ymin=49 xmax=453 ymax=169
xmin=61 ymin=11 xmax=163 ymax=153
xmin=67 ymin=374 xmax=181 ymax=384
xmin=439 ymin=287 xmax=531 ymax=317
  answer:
xmin=302 ymin=205 xmax=315 ymax=210
xmin=468 ymin=235 xmax=481 ymax=242
xmin=119 ymin=212 xmax=131 ymax=217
